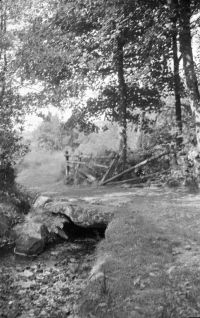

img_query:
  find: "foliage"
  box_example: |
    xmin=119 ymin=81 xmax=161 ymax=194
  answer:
xmin=0 ymin=0 xmax=31 ymax=189
xmin=16 ymin=0 xmax=172 ymax=128
xmin=0 ymin=0 xmax=200 ymax=185
xmin=33 ymin=114 xmax=66 ymax=151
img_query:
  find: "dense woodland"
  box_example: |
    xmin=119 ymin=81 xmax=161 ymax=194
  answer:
xmin=1 ymin=0 xmax=200 ymax=188
xmin=2 ymin=2 xmax=200 ymax=318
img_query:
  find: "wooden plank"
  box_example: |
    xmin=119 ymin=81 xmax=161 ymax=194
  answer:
xmin=67 ymin=161 xmax=108 ymax=169
xmin=73 ymin=154 xmax=116 ymax=159
xmin=101 ymin=151 xmax=169 ymax=185
xmin=67 ymin=160 xmax=87 ymax=165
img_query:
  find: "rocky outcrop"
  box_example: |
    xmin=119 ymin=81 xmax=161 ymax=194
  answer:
xmin=0 ymin=212 xmax=10 ymax=247
xmin=13 ymin=196 xmax=114 ymax=256
xmin=33 ymin=195 xmax=52 ymax=209
xmin=14 ymin=234 xmax=45 ymax=256
xmin=0 ymin=201 xmax=23 ymax=248
xmin=45 ymin=201 xmax=114 ymax=226
xmin=14 ymin=216 xmax=49 ymax=256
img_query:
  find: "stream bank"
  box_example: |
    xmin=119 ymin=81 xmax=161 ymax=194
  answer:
xmin=1 ymin=185 xmax=198 ymax=318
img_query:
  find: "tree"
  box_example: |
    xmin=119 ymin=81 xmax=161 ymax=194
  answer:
xmin=170 ymin=0 xmax=183 ymax=146
xmin=178 ymin=0 xmax=200 ymax=150
xmin=17 ymin=0 xmax=200 ymax=163
xmin=0 ymin=0 xmax=28 ymax=189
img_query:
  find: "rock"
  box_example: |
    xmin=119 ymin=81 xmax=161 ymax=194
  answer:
xmin=185 ymin=245 xmax=192 ymax=250
xmin=0 ymin=202 xmax=21 ymax=247
xmin=13 ymin=198 xmax=114 ymax=256
xmin=33 ymin=196 xmax=51 ymax=209
xmin=45 ymin=201 xmax=114 ymax=227
xmin=121 ymin=183 xmax=132 ymax=189
xmin=20 ymin=269 xmax=34 ymax=278
xmin=14 ymin=234 xmax=45 ymax=256
xmin=14 ymin=219 xmax=49 ymax=256
xmin=167 ymin=178 xmax=180 ymax=188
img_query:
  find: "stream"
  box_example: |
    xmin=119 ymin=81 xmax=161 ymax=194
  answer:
xmin=0 ymin=239 xmax=97 ymax=318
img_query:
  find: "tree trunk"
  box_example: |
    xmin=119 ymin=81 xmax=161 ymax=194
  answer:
xmin=115 ymin=33 xmax=127 ymax=169
xmin=0 ymin=3 xmax=7 ymax=105
xmin=171 ymin=0 xmax=182 ymax=147
xmin=179 ymin=0 xmax=200 ymax=151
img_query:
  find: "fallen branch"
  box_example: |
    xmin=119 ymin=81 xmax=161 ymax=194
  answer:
xmin=78 ymin=170 xmax=96 ymax=182
xmin=93 ymin=163 xmax=108 ymax=169
xmin=101 ymin=151 xmax=169 ymax=185
xmin=107 ymin=169 xmax=170 ymax=185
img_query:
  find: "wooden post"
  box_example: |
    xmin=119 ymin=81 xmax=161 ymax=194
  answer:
xmin=65 ymin=150 xmax=70 ymax=178
xmin=74 ymin=162 xmax=80 ymax=185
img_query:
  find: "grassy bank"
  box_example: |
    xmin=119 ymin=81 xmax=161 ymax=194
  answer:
xmin=79 ymin=196 xmax=200 ymax=318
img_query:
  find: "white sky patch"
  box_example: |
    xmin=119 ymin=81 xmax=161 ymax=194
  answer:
xmin=23 ymin=106 xmax=72 ymax=132
xmin=18 ymin=81 xmax=44 ymax=96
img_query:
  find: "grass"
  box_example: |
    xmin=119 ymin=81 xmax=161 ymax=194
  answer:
xmin=79 ymin=198 xmax=200 ymax=318
xmin=16 ymin=149 xmax=66 ymax=192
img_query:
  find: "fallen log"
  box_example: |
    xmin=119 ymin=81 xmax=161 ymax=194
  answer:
xmin=101 ymin=151 xmax=169 ymax=185
xmin=107 ymin=169 xmax=170 ymax=185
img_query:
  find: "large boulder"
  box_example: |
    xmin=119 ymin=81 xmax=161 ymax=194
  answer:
xmin=14 ymin=234 xmax=45 ymax=256
xmin=45 ymin=201 xmax=114 ymax=226
xmin=13 ymin=211 xmax=50 ymax=256
xmin=0 ymin=202 xmax=22 ymax=248
xmin=13 ymin=199 xmax=115 ymax=256
xmin=33 ymin=195 xmax=52 ymax=209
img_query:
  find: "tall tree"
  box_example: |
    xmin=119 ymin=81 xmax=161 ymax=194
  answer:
xmin=178 ymin=0 xmax=200 ymax=150
xmin=114 ymin=31 xmax=128 ymax=166
xmin=170 ymin=0 xmax=183 ymax=145
xmin=0 ymin=0 xmax=28 ymax=188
